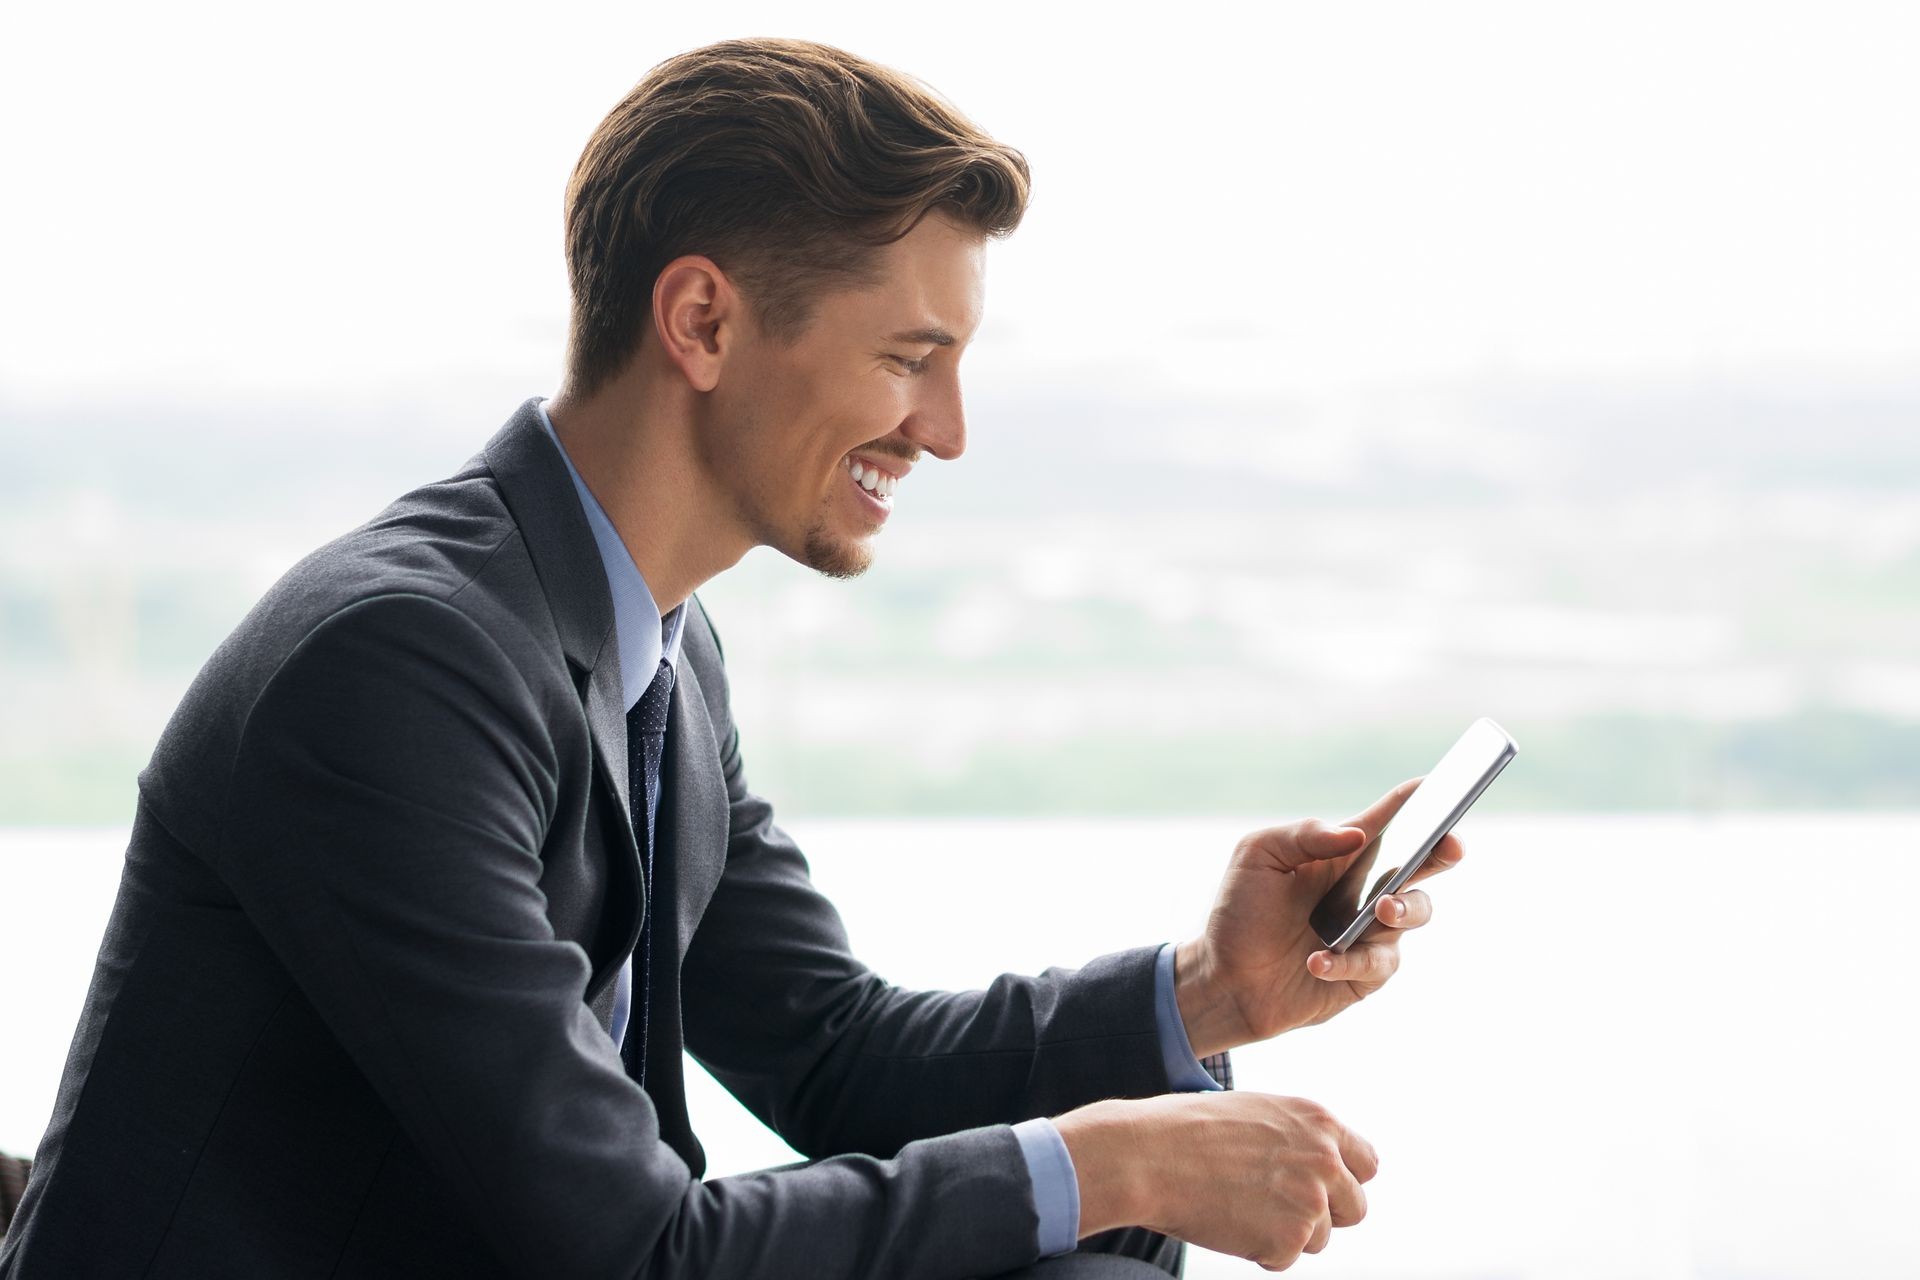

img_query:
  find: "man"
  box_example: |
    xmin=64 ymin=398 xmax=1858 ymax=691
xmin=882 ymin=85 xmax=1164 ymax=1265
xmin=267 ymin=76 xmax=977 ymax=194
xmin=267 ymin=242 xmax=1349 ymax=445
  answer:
xmin=0 ymin=37 xmax=1460 ymax=1279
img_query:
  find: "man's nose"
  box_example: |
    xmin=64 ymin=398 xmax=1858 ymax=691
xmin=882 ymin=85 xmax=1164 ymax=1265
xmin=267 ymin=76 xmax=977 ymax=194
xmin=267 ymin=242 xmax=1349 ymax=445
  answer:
xmin=904 ymin=372 xmax=966 ymax=462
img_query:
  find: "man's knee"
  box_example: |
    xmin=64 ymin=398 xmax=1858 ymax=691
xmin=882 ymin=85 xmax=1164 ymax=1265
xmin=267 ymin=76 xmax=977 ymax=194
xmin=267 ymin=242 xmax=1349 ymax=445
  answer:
xmin=986 ymin=1223 xmax=1186 ymax=1278
xmin=990 ymin=1254 xmax=1178 ymax=1279
xmin=1075 ymin=1224 xmax=1184 ymax=1277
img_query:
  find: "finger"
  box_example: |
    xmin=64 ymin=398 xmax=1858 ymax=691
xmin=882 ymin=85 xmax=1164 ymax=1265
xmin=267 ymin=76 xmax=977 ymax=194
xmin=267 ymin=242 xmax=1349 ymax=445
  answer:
xmin=1374 ymin=888 xmax=1433 ymax=930
xmin=1264 ymin=1236 xmax=1306 ymax=1273
xmin=1334 ymin=1124 xmax=1380 ymax=1184
xmin=1296 ymin=817 xmax=1370 ymax=863
xmin=1241 ymin=818 xmax=1367 ymax=872
xmin=1403 ymin=833 xmax=1466 ymax=886
xmin=1327 ymin=1164 xmax=1369 ymax=1228
xmin=1302 ymin=1206 xmax=1334 ymax=1254
xmin=1341 ymin=776 xmax=1423 ymax=843
xmin=1308 ymin=939 xmax=1400 ymax=985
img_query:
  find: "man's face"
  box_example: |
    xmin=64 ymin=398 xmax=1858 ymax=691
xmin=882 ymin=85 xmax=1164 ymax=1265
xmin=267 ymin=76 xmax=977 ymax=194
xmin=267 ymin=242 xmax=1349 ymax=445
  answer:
xmin=697 ymin=211 xmax=984 ymax=578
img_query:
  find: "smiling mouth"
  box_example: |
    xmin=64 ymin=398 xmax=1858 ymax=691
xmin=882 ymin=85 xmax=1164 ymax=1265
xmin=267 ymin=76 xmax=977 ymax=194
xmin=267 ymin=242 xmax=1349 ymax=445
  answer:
xmin=845 ymin=455 xmax=899 ymax=499
xmin=842 ymin=456 xmax=905 ymax=522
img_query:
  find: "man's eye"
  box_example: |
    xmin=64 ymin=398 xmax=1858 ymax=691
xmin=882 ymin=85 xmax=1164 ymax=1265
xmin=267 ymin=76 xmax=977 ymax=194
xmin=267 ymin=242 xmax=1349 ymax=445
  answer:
xmin=889 ymin=354 xmax=930 ymax=374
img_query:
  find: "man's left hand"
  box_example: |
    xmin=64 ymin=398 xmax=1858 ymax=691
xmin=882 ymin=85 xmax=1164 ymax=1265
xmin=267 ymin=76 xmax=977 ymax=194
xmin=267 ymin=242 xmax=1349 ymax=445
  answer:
xmin=1173 ymin=777 xmax=1465 ymax=1058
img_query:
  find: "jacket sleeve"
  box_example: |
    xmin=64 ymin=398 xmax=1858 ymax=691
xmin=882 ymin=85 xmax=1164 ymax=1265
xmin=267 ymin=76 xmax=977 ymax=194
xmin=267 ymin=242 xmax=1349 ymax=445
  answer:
xmin=678 ymin=600 xmax=1179 ymax=1163
xmin=214 ymin=591 xmax=1045 ymax=1280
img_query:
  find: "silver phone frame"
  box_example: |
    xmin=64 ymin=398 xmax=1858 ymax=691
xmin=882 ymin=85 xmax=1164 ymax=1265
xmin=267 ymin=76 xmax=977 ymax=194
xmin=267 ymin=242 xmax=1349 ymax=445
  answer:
xmin=1322 ymin=717 xmax=1518 ymax=953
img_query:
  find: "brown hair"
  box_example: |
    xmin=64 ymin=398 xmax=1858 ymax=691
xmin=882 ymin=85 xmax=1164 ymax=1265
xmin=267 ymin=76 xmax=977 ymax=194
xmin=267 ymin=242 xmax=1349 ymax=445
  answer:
xmin=561 ymin=37 xmax=1032 ymax=399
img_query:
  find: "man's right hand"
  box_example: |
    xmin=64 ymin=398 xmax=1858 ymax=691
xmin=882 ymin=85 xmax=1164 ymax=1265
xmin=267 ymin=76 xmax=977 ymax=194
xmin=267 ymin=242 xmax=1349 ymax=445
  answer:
xmin=1053 ymin=1092 xmax=1379 ymax=1272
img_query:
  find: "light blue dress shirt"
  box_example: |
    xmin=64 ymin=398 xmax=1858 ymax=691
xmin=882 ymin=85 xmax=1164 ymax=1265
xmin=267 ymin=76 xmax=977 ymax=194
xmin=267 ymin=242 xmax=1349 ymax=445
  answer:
xmin=533 ymin=398 xmax=1221 ymax=1260
xmin=534 ymin=399 xmax=683 ymax=1053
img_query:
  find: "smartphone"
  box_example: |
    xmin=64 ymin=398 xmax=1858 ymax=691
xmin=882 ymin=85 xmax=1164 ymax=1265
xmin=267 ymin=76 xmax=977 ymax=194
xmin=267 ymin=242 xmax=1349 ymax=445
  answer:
xmin=1309 ymin=718 xmax=1518 ymax=953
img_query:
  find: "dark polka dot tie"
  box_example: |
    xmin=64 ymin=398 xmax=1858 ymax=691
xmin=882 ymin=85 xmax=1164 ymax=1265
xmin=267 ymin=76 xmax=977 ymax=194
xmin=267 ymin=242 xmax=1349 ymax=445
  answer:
xmin=618 ymin=655 xmax=674 ymax=1085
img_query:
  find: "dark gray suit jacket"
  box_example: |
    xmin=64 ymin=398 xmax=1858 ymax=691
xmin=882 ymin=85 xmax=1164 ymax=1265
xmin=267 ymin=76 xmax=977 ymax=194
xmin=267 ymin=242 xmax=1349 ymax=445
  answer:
xmin=0 ymin=398 xmax=1180 ymax=1279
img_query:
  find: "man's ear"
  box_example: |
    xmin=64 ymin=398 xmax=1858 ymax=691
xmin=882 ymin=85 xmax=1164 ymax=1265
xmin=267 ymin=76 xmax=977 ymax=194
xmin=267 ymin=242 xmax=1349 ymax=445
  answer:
xmin=651 ymin=255 xmax=736 ymax=393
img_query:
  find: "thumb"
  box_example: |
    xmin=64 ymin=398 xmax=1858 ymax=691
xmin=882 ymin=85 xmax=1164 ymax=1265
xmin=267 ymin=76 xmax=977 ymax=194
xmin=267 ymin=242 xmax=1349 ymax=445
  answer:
xmin=1300 ymin=819 xmax=1369 ymax=859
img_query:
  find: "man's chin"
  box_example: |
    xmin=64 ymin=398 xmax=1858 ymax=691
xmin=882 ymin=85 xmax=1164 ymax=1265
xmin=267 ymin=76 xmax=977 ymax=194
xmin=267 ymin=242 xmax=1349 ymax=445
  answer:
xmin=798 ymin=522 xmax=873 ymax=580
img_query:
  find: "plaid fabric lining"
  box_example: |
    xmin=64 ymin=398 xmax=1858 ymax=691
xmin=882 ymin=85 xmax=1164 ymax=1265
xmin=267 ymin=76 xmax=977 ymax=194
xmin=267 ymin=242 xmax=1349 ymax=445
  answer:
xmin=1 ymin=1153 xmax=30 ymax=1236
xmin=1200 ymin=1050 xmax=1234 ymax=1090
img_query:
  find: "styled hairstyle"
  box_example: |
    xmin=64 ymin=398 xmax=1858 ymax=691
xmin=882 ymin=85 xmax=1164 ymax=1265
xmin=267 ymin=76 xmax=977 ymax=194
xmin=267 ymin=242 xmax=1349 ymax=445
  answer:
xmin=561 ymin=37 xmax=1031 ymax=399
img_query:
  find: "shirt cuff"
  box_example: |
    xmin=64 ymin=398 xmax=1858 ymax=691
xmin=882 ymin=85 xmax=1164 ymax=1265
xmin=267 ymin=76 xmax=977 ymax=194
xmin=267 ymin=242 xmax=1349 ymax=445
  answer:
xmin=1155 ymin=941 xmax=1233 ymax=1092
xmin=1011 ymin=1116 xmax=1080 ymax=1257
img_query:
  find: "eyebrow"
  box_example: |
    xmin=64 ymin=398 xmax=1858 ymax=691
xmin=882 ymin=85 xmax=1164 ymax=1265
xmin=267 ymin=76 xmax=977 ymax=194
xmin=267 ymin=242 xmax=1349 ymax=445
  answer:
xmin=886 ymin=326 xmax=958 ymax=347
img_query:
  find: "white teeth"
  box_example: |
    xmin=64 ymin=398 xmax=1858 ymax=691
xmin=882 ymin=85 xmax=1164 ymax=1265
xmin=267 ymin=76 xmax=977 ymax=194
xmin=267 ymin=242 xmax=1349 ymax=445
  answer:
xmin=847 ymin=457 xmax=902 ymax=499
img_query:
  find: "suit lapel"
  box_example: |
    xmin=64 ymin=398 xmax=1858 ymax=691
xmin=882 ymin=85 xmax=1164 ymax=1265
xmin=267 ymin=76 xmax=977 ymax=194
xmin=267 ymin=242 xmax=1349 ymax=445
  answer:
xmin=480 ymin=399 xmax=643 ymax=1004
xmin=480 ymin=400 xmax=639 ymax=841
xmin=580 ymin=655 xmax=636 ymax=846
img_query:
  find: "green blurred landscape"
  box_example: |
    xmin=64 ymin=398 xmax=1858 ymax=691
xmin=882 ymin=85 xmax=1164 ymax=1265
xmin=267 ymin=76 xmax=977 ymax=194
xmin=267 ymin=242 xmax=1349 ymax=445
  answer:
xmin=4 ymin=369 xmax=1917 ymax=824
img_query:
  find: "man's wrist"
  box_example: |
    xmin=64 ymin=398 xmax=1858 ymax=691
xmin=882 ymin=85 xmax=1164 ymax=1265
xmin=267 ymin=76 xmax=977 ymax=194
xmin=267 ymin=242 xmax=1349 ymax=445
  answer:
xmin=1172 ymin=938 xmax=1250 ymax=1060
xmin=1154 ymin=943 xmax=1224 ymax=1091
xmin=1010 ymin=1117 xmax=1080 ymax=1256
xmin=1053 ymin=1100 xmax=1147 ymax=1239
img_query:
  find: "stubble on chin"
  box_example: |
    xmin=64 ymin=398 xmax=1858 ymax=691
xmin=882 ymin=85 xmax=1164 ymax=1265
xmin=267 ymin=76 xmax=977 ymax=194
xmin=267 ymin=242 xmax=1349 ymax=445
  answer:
xmin=800 ymin=510 xmax=872 ymax=580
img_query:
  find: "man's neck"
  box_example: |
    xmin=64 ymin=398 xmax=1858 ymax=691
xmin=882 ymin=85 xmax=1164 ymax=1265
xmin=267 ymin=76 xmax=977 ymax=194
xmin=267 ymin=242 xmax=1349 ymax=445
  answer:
xmin=542 ymin=376 xmax=750 ymax=613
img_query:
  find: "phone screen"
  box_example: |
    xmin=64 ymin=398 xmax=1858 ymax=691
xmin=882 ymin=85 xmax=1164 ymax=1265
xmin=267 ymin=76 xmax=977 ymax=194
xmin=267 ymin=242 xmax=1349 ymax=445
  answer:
xmin=1309 ymin=718 xmax=1517 ymax=952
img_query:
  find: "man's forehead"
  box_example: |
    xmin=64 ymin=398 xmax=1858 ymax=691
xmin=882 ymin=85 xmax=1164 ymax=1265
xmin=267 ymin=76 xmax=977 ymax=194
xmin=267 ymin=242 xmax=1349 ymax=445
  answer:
xmin=859 ymin=218 xmax=985 ymax=343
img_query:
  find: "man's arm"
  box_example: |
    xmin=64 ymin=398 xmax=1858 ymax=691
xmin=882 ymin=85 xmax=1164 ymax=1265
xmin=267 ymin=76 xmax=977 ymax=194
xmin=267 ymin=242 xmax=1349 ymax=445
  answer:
xmin=1013 ymin=942 xmax=1234 ymax=1256
xmin=677 ymin=601 xmax=1188 ymax=1162
xmin=213 ymin=591 xmax=1043 ymax=1279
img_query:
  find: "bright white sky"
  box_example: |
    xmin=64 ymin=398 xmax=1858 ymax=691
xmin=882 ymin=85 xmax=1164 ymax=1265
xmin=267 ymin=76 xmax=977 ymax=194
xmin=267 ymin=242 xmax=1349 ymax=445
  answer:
xmin=3 ymin=0 xmax=1916 ymax=403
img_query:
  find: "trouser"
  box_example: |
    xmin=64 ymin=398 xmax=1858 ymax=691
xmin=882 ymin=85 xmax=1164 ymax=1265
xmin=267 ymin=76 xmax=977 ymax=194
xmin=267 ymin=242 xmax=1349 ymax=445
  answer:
xmin=988 ymin=1224 xmax=1185 ymax=1278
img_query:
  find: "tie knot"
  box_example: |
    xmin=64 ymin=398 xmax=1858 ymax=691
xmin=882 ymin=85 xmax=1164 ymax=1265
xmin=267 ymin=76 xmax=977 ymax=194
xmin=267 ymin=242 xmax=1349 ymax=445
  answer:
xmin=632 ymin=657 xmax=674 ymax=735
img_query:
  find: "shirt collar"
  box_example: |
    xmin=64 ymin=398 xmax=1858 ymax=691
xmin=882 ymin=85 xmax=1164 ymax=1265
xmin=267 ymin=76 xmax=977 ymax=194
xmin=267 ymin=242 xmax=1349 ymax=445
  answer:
xmin=534 ymin=397 xmax=684 ymax=712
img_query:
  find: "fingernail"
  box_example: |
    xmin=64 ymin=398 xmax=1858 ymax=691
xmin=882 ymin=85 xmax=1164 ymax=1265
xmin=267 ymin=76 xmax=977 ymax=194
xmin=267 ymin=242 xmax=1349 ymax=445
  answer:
xmin=1385 ymin=898 xmax=1403 ymax=920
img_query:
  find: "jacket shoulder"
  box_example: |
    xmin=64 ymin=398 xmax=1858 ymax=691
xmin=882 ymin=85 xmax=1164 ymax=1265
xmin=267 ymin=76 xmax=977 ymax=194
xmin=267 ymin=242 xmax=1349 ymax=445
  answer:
xmin=139 ymin=461 xmax=564 ymax=858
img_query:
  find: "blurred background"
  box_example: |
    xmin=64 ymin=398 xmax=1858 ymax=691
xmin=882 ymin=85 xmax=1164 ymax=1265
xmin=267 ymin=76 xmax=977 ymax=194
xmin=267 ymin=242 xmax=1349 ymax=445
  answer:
xmin=2 ymin=2 xmax=1915 ymax=1276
